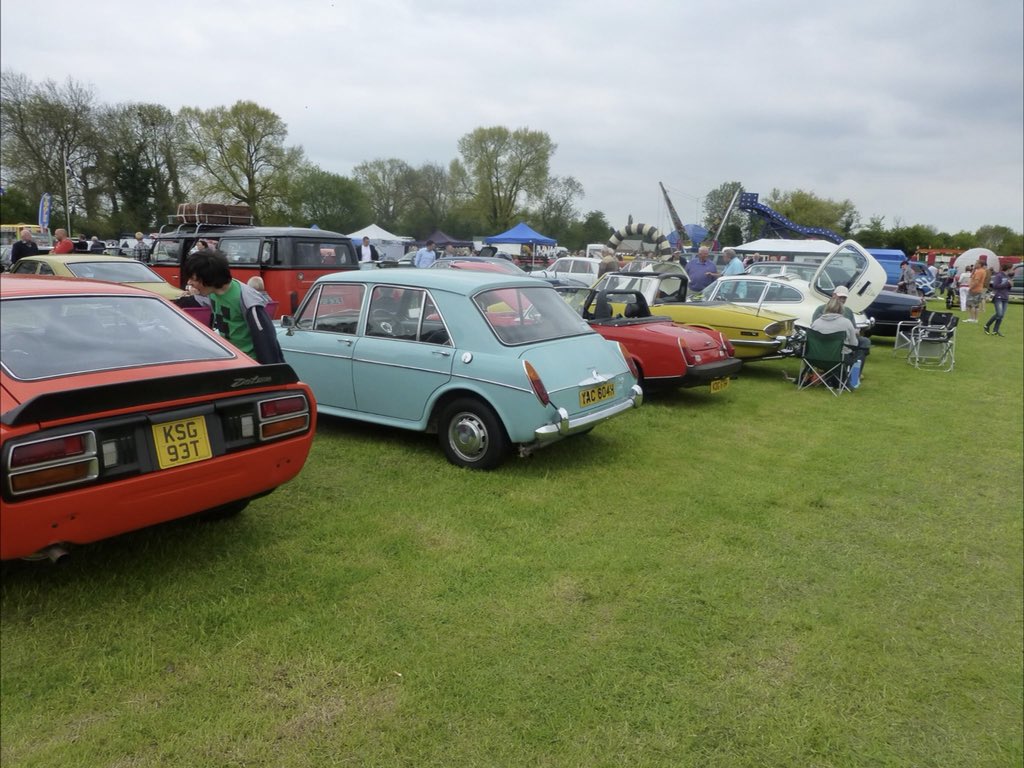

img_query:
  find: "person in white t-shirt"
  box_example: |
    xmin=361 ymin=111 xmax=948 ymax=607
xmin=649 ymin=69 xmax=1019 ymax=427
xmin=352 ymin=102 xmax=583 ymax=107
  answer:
xmin=358 ymin=236 xmax=379 ymax=264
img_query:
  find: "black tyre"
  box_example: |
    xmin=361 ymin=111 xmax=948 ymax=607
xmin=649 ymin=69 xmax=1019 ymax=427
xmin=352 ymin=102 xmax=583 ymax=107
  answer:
xmin=202 ymin=499 xmax=249 ymax=520
xmin=439 ymin=398 xmax=510 ymax=469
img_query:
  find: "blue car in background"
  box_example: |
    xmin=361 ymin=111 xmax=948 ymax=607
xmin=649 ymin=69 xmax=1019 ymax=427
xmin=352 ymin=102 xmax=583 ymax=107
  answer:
xmin=277 ymin=270 xmax=642 ymax=469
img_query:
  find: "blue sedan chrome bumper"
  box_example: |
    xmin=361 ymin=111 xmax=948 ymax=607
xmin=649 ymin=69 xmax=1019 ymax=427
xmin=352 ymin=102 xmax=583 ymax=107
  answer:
xmin=526 ymin=384 xmax=643 ymax=452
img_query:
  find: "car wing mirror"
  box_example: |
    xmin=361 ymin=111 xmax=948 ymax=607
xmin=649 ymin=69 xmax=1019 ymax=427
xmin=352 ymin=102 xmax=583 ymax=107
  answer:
xmin=280 ymin=315 xmax=295 ymax=335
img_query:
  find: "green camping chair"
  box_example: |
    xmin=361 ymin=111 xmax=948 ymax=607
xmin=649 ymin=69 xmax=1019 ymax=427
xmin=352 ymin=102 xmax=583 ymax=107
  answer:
xmin=797 ymin=329 xmax=853 ymax=396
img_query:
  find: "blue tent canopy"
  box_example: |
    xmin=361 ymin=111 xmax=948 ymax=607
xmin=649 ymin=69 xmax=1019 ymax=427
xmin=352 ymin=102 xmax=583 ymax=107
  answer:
xmin=484 ymin=222 xmax=556 ymax=246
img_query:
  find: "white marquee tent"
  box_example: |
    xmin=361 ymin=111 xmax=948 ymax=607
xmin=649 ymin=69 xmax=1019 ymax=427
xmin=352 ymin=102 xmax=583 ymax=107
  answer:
xmin=347 ymin=224 xmax=413 ymax=262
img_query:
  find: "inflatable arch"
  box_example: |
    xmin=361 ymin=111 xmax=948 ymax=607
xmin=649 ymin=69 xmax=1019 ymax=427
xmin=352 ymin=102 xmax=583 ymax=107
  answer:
xmin=605 ymin=223 xmax=673 ymax=258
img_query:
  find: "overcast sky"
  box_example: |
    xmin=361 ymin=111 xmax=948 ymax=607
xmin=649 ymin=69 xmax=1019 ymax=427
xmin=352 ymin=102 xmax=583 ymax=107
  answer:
xmin=2 ymin=0 xmax=1022 ymax=237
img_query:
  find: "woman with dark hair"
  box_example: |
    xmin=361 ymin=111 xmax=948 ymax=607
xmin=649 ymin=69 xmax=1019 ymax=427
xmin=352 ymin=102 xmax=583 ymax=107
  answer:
xmin=984 ymin=263 xmax=1013 ymax=336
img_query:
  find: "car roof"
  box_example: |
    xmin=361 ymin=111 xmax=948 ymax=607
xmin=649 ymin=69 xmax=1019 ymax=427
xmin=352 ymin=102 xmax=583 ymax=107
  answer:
xmin=17 ymin=253 xmax=155 ymax=266
xmin=1 ymin=273 xmax=160 ymax=297
xmin=315 ymin=268 xmax=538 ymax=293
xmin=215 ymin=226 xmax=349 ymax=238
xmin=718 ymin=273 xmax=806 ymax=283
xmin=717 ymin=274 xmax=812 ymax=290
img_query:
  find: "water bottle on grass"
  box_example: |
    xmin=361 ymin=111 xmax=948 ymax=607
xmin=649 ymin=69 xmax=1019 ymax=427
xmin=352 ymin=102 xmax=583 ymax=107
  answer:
xmin=849 ymin=359 xmax=862 ymax=389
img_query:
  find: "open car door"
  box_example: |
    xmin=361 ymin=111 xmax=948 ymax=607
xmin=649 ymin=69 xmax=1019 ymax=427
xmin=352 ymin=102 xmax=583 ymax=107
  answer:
xmin=810 ymin=240 xmax=886 ymax=313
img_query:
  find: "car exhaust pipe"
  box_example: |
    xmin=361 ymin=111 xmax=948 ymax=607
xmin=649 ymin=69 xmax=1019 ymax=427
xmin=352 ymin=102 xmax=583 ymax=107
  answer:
xmin=45 ymin=545 xmax=69 ymax=563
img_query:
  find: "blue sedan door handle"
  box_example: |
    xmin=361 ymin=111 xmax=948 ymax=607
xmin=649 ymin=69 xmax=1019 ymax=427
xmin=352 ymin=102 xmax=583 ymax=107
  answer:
xmin=338 ymin=338 xmax=353 ymax=346
xmin=433 ymin=349 xmax=451 ymax=357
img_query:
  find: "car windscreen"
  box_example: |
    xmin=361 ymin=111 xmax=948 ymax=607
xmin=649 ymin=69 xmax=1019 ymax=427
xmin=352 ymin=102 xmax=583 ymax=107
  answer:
xmin=64 ymin=260 xmax=166 ymax=283
xmin=150 ymin=239 xmax=182 ymax=264
xmin=1 ymin=295 xmax=236 ymax=380
xmin=474 ymin=285 xmax=591 ymax=345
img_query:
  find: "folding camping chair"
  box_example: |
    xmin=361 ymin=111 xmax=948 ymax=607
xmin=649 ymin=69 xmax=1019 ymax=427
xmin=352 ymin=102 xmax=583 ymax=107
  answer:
xmin=796 ymin=329 xmax=853 ymax=396
xmin=907 ymin=311 xmax=957 ymax=371
xmin=893 ymin=318 xmax=919 ymax=357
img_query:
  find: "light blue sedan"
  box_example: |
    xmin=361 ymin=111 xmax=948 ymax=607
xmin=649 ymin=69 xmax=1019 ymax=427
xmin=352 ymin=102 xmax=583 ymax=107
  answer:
xmin=278 ymin=269 xmax=643 ymax=468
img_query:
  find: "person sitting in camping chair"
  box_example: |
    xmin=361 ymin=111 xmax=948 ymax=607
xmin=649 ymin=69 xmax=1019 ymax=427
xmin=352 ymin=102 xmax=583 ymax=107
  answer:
xmin=810 ymin=285 xmax=871 ymax=374
xmin=802 ymin=293 xmax=862 ymax=391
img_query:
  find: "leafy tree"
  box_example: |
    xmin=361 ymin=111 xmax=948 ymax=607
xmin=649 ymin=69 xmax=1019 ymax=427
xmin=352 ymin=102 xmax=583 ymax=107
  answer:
xmin=399 ymin=162 xmax=456 ymax=236
xmin=0 ymin=187 xmax=37 ymax=223
xmin=886 ymin=223 xmax=940 ymax=255
xmin=1 ymin=72 xmax=102 ymax=231
xmin=455 ymin=126 xmax=555 ymax=230
xmin=853 ymin=215 xmax=888 ymax=248
xmin=701 ymin=181 xmax=746 ymax=242
xmin=97 ymin=104 xmax=169 ymax=232
xmin=974 ymin=225 xmax=1019 ymax=253
xmin=763 ymin=188 xmax=859 ymax=238
xmin=351 ymin=158 xmax=414 ymax=231
xmin=561 ymin=210 xmax=612 ymax=251
xmin=532 ymin=175 xmax=583 ymax=242
xmin=279 ymin=166 xmax=370 ymax=233
xmin=948 ymin=231 xmax=977 ymax=250
xmin=178 ymin=101 xmax=302 ymax=224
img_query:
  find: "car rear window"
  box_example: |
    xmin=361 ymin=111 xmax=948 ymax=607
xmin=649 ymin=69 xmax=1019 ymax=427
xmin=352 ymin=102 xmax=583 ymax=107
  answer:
xmin=474 ymin=285 xmax=590 ymax=345
xmin=1 ymin=295 xmax=235 ymax=380
xmin=64 ymin=260 xmax=166 ymax=283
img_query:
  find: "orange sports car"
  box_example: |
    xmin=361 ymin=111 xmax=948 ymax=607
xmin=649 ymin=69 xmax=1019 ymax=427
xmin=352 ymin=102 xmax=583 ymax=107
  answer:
xmin=0 ymin=274 xmax=316 ymax=561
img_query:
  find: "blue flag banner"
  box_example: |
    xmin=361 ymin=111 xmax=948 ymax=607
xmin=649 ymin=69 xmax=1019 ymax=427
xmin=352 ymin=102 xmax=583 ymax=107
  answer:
xmin=38 ymin=193 xmax=53 ymax=230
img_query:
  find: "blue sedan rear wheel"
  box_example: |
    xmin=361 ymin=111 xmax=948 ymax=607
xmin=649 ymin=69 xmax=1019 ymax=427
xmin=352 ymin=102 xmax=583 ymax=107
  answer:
xmin=439 ymin=398 xmax=510 ymax=470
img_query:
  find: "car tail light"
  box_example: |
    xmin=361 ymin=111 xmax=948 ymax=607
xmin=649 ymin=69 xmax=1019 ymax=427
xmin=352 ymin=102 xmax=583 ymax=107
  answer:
xmin=678 ymin=338 xmax=698 ymax=366
xmin=523 ymin=361 xmax=551 ymax=406
xmin=257 ymin=394 xmax=310 ymax=440
xmin=911 ymin=304 xmax=923 ymax=318
xmin=10 ymin=434 xmax=90 ymax=468
xmin=259 ymin=396 xmax=307 ymax=419
xmin=618 ymin=343 xmax=639 ymax=380
xmin=7 ymin=431 xmax=99 ymax=496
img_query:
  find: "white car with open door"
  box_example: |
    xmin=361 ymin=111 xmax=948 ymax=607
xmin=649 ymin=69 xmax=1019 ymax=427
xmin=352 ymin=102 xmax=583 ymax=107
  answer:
xmin=701 ymin=240 xmax=886 ymax=331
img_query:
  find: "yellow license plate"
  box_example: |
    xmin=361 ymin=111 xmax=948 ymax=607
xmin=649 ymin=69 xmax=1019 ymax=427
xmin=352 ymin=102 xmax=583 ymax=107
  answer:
xmin=152 ymin=416 xmax=213 ymax=470
xmin=579 ymin=382 xmax=615 ymax=407
xmin=709 ymin=378 xmax=730 ymax=394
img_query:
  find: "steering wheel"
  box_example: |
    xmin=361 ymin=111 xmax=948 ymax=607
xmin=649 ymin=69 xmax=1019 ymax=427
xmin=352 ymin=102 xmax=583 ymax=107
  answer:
xmin=370 ymin=308 xmax=395 ymax=336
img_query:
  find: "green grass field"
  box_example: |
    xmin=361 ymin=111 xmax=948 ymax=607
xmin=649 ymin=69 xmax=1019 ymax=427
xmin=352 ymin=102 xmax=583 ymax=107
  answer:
xmin=3 ymin=302 xmax=1022 ymax=768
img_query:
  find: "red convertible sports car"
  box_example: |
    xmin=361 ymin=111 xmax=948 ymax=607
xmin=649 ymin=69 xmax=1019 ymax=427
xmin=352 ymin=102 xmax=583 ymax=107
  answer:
xmin=0 ymin=275 xmax=316 ymax=561
xmin=559 ymin=286 xmax=742 ymax=392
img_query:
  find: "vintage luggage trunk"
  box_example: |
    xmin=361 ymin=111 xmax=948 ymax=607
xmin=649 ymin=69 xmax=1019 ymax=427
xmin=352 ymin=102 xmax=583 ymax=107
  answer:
xmin=176 ymin=202 xmax=254 ymax=225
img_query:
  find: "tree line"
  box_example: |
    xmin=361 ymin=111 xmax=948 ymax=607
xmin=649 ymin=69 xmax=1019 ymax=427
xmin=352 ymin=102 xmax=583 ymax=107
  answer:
xmin=2 ymin=72 xmax=1020 ymax=255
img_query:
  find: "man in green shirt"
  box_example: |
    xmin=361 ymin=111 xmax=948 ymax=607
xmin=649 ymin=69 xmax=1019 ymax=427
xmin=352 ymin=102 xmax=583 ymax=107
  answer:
xmin=184 ymin=249 xmax=284 ymax=364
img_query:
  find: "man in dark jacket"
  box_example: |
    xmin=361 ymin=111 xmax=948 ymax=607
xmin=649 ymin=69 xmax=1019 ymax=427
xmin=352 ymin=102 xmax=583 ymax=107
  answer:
xmin=357 ymin=236 xmax=379 ymax=264
xmin=183 ymin=249 xmax=285 ymax=364
xmin=10 ymin=228 xmax=40 ymax=263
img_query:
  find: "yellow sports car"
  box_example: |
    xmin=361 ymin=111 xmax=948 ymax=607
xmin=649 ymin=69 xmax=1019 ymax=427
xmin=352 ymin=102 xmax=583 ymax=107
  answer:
xmin=8 ymin=253 xmax=186 ymax=301
xmin=591 ymin=271 xmax=798 ymax=359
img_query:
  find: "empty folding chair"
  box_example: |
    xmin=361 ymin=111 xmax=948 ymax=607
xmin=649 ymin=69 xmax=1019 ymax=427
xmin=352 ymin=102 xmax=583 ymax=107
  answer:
xmin=893 ymin=317 xmax=920 ymax=357
xmin=908 ymin=312 xmax=957 ymax=371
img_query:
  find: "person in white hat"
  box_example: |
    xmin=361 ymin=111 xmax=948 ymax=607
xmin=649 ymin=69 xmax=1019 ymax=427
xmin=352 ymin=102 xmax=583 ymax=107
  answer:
xmin=811 ymin=285 xmax=855 ymax=323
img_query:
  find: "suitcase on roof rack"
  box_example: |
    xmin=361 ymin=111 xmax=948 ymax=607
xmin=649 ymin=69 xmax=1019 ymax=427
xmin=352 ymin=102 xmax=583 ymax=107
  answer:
xmin=176 ymin=202 xmax=254 ymax=226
